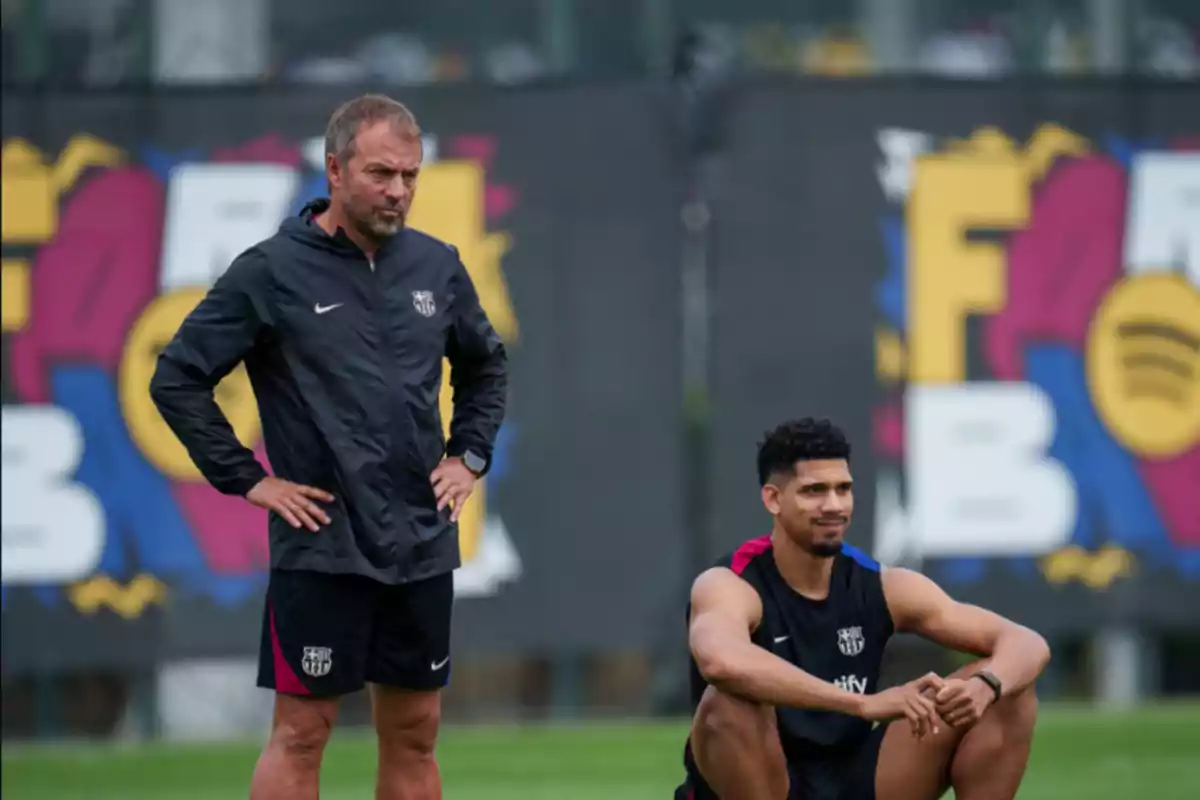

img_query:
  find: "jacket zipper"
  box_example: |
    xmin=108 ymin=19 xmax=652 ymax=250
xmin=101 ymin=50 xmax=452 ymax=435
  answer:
xmin=367 ymin=252 xmax=417 ymax=538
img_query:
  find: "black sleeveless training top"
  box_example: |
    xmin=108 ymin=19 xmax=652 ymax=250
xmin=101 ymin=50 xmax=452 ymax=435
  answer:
xmin=685 ymin=535 xmax=895 ymax=767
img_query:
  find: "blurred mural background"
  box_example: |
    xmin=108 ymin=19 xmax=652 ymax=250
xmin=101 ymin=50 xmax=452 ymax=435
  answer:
xmin=2 ymin=0 xmax=1199 ymax=797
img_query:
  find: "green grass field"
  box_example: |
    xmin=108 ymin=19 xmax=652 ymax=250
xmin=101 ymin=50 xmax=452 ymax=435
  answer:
xmin=4 ymin=704 xmax=1199 ymax=799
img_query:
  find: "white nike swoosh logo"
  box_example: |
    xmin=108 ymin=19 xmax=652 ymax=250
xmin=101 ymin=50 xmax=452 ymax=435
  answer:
xmin=431 ymin=657 xmax=450 ymax=670
xmin=314 ymin=302 xmax=343 ymax=314
xmin=774 ymin=636 xmax=789 ymax=643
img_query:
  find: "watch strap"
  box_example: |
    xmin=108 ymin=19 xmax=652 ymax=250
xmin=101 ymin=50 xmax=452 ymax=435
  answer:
xmin=972 ymin=670 xmax=1003 ymax=703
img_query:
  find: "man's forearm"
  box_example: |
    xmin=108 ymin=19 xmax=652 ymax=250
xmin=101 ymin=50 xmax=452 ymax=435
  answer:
xmin=699 ymin=642 xmax=865 ymax=716
xmin=982 ymin=627 xmax=1051 ymax=696
xmin=447 ymin=363 xmax=507 ymax=464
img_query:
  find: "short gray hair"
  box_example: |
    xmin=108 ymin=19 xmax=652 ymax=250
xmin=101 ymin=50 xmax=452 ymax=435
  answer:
xmin=324 ymin=94 xmax=420 ymax=163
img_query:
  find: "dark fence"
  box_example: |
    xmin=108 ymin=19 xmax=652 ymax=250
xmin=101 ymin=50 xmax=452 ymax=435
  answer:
xmin=2 ymin=80 xmax=1198 ymax=674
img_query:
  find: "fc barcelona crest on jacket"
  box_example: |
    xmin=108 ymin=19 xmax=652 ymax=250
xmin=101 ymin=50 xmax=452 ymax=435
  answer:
xmin=412 ymin=290 xmax=436 ymax=317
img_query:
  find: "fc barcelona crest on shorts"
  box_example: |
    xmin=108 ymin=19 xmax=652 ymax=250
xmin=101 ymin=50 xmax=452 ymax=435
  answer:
xmin=837 ymin=626 xmax=865 ymax=657
xmin=412 ymin=290 xmax=436 ymax=317
xmin=301 ymin=646 xmax=333 ymax=677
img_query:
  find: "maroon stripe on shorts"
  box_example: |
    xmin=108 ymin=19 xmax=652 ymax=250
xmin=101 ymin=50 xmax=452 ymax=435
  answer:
xmin=269 ymin=601 xmax=310 ymax=695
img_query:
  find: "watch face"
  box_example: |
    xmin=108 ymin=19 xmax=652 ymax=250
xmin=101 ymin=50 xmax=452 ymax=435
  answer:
xmin=464 ymin=451 xmax=486 ymax=474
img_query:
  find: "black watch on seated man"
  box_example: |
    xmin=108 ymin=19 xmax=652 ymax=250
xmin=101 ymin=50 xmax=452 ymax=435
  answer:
xmin=461 ymin=450 xmax=487 ymax=478
xmin=972 ymin=670 xmax=1003 ymax=703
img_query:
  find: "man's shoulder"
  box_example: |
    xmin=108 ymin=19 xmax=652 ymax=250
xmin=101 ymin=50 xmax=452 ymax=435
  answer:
xmin=691 ymin=561 xmax=763 ymax=606
xmin=878 ymin=565 xmax=938 ymax=598
xmin=221 ymin=243 xmax=275 ymax=286
xmin=235 ymin=232 xmax=314 ymax=285
xmin=253 ymin=231 xmax=300 ymax=264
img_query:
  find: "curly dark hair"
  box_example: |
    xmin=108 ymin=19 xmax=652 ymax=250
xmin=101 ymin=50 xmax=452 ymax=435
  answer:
xmin=756 ymin=417 xmax=851 ymax=486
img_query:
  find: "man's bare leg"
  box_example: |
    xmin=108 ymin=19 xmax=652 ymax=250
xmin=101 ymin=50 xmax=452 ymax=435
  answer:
xmin=873 ymin=660 xmax=1039 ymax=800
xmin=946 ymin=680 xmax=1037 ymax=800
xmin=372 ymin=684 xmax=443 ymax=800
xmin=690 ymin=685 xmax=790 ymax=800
xmin=250 ymin=694 xmax=339 ymax=800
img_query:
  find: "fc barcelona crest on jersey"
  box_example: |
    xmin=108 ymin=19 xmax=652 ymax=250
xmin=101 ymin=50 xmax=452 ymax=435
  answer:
xmin=837 ymin=626 xmax=865 ymax=657
xmin=301 ymin=646 xmax=333 ymax=677
xmin=412 ymin=290 xmax=436 ymax=317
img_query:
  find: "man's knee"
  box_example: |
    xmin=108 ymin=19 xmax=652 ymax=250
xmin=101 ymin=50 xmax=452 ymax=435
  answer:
xmin=692 ymin=687 xmax=788 ymax=798
xmin=271 ymin=696 xmax=337 ymax=766
xmin=374 ymin=687 xmax=442 ymax=757
xmin=991 ymin=684 xmax=1038 ymax=738
xmin=382 ymin=705 xmax=440 ymax=756
xmin=694 ymin=686 xmax=775 ymax=750
xmin=952 ymin=683 xmax=1038 ymax=763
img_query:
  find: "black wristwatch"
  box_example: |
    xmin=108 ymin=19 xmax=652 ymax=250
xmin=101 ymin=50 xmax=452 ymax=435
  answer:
xmin=461 ymin=450 xmax=487 ymax=477
xmin=972 ymin=670 xmax=1003 ymax=703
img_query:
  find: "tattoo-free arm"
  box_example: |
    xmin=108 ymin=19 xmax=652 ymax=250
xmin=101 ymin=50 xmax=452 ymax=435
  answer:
xmin=150 ymin=249 xmax=270 ymax=496
xmin=689 ymin=567 xmax=866 ymax=716
xmin=883 ymin=567 xmax=1051 ymax=696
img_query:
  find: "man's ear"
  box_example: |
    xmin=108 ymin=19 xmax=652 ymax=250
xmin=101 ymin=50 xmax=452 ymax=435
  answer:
xmin=761 ymin=482 xmax=782 ymax=516
xmin=325 ymin=152 xmax=342 ymax=191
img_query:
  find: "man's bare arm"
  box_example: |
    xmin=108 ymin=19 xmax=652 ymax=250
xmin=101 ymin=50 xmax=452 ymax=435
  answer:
xmin=883 ymin=567 xmax=1051 ymax=696
xmin=688 ymin=567 xmax=866 ymax=716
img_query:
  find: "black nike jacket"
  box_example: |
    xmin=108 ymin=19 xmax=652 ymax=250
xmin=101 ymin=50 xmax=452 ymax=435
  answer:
xmin=150 ymin=199 xmax=508 ymax=584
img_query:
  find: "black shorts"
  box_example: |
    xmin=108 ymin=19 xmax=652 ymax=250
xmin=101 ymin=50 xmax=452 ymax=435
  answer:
xmin=678 ymin=723 xmax=887 ymax=800
xmin=257 ymin=568 xmax=453 ymax=697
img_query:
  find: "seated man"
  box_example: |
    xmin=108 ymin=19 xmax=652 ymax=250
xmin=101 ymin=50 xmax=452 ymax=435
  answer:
xmin=676 ymin=418 xmax=1050 ymax=800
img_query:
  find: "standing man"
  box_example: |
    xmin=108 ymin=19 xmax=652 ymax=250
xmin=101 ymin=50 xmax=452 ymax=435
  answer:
xmin=150 ymin=94 xmax=507 ymax=800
